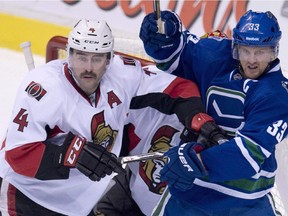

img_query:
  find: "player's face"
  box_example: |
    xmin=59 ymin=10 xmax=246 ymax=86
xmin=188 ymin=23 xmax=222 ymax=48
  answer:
xmin=70 ymin=50 xmax=109 ymax=95
xmin=238 ymin=46 xmax=274 ymax=79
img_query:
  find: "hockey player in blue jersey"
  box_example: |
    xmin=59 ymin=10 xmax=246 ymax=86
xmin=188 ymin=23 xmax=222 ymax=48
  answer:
xmin=140 ymin=10 xmax=288 ymax=216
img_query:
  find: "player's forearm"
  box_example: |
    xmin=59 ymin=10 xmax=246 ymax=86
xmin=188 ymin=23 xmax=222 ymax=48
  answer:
xmin=5 ymin=140 xmax=71 ymax=180
xmin=200 ymin=139 xmax=259 ymax=182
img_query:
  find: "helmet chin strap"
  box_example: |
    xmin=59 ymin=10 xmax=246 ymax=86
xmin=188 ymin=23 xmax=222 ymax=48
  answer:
xmin=262 ymin=59 xmax=278 ymax=75
xmin=67 ymin=66 xmax=81 ymax=88
xmin=66 ymin=47 xmax=80 ymax=87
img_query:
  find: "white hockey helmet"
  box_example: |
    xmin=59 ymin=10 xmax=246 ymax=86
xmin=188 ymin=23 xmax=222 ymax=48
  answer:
xmin=68 ymin=19 xmax=114 ymax=53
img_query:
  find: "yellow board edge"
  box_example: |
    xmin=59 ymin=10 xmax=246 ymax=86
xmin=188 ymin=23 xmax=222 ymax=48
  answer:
xmin=0 ymin=13 xmax=71 ymax=57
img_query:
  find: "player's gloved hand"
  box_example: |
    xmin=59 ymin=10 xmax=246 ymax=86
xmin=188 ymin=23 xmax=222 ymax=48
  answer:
xmin=182 ymin=113 xmax=228 ymax=153
xmin=160 ymin=142 xmax=207 ymax=191
xmin=161 ymin=10 xmax=182 ymax=37
xmin=139 ymin=10 xmax=182 ymax=61
xmin=58 ymin=132 xmax=125 ymax=181
xmin=199 ymin=121 xmax=228 ymax=145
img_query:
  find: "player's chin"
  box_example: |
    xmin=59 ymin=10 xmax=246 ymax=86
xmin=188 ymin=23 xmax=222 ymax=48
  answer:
xmin=79 ymin=80 xmax=98 ymax=93
xmin=244 ymin=69 xmax=261 ymax=79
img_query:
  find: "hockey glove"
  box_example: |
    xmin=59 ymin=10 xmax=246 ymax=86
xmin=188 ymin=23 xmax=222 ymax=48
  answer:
xmin=59 ymin=132 xmax=125 ymax=181
xmin=182 ymin=113 xmax=228 ymax=152
xmin=160 ymin=142 xmax=207 ymax=191
xmin=200 ymin=121 xmax=228 ymax=145
xmin=139 ymin=10 xmax=182 ymax=61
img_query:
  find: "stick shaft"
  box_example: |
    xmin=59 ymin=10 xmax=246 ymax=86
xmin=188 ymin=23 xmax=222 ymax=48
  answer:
xmin=153 ymin=0 xmax=165 ymax=34
xmin=154 ymin=0 xmax=161 ymax=20
xmin=119 ymin=151 xmax=165 ymax=164
xmin=20 ymin=41 xmax=35 ymax=71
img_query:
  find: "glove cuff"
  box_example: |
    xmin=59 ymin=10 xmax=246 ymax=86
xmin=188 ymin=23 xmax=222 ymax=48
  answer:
xmin=200 ymin=121 xmax=228 ymax=145
xmin=149 ymin=33 xmax=184 ymax=64
xmin=179 ymin=143 xmax=207 ymax=177
xmin=190 ymin=113 xmax=214 ymax=132
xmin=63 ymin=135 xmax=87 ymax=167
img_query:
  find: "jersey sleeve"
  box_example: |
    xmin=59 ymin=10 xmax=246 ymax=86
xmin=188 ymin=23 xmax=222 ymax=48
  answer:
xmin=131 ymin=67 xmax=211 ymax=133
xmin=155 ymin=31 xmax=238 ymax=98
xmin=4 ymin=67 xmax=66 ymax=179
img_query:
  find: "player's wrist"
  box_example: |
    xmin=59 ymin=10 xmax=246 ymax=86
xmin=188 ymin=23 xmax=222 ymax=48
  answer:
xmin=63 ymin=133 xmax=87 ymax=167
xmin=200 ymin=121 xmax=228 ymax=145
xmin=190 ymin=113 xmax=214 ymax=132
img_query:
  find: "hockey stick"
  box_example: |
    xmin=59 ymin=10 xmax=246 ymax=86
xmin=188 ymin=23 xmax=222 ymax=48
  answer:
xmin=20 ymin=41 xmax=35 ymax=71
xmin=119 ymin=151 xmax=165 ymax=164
xmin=119 ymin=126 xmax=228 ymax=164
xmin=153 ymin=0 xmax=165 ymax=34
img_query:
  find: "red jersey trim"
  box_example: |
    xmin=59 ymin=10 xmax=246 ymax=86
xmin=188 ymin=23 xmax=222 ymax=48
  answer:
xmin=164 ymin=77 xmax=200 ymax=98
xmin=5 ymin=142 xmax=46 ymax=177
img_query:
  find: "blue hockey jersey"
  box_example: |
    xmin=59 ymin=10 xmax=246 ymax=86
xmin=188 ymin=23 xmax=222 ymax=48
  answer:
xmin=157 ymin=31 xmax=288 ymax=210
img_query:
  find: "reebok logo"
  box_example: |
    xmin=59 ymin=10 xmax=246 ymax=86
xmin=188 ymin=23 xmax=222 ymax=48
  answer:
xmin=246 ymin=37 xmax=259 ymax=41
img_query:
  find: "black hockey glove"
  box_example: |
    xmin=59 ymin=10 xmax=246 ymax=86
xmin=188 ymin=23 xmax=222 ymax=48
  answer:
xmin=199 ymin=121 xmax=228 ymax=145
xmin=59 ymin=132 xmax=125 ymax=181
xmin=181 ymin=113 xmax=228 ymax=152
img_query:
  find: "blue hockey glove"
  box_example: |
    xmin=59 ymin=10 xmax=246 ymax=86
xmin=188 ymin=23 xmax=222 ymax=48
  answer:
xmin=139 ymin=10 xmax=182 ymax=61
xmin=162 ymin=10 xmax=182 ymax=37
xmin=160 ymin=142 xmax=207 ymax=191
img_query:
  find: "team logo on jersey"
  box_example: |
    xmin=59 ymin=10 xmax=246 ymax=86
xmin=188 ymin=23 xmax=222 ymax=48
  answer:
xmin=139 ymin=125 xmax=178 ymax=195
xmin=89 ymin=28 xmax=95 ymax=33
xmin=25 ymin=81 xmax=47 ymax=101
xmin=91 ymin=111 xmax=118 ymax=152
xmin=281 ymin=81 xmax=288 ymax=93
xmin=232 ymin=72 xmax=243 ymax=80
xmin=206 ymin=86 xmax=245 ymax=137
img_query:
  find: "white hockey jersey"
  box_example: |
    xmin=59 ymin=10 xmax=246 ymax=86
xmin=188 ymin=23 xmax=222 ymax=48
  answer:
xmin=0 ymin=56 xmax=202 ymax=215
xmin=127 ymin=107 xmax=184 ymax=215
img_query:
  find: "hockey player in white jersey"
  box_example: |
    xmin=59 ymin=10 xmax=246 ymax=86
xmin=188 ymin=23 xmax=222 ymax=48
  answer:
xmin=95 ymin=100 xmax=185 ymax=216
xmin=139 ymin=9 xmax=288 ymax=216
xmin=0 ymin=18 xmax=226 ymax=215
xmin=95 ymin=65 xmax=227 ymax=216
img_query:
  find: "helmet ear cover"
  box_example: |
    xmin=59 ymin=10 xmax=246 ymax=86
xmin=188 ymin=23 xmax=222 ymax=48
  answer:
xmin=232 ymin=10 xmax=281 ymax=60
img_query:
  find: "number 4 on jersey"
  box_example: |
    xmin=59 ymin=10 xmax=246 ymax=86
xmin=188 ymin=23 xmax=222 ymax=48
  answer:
xmin=13 ymin=108 xmax=29 ymax=132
